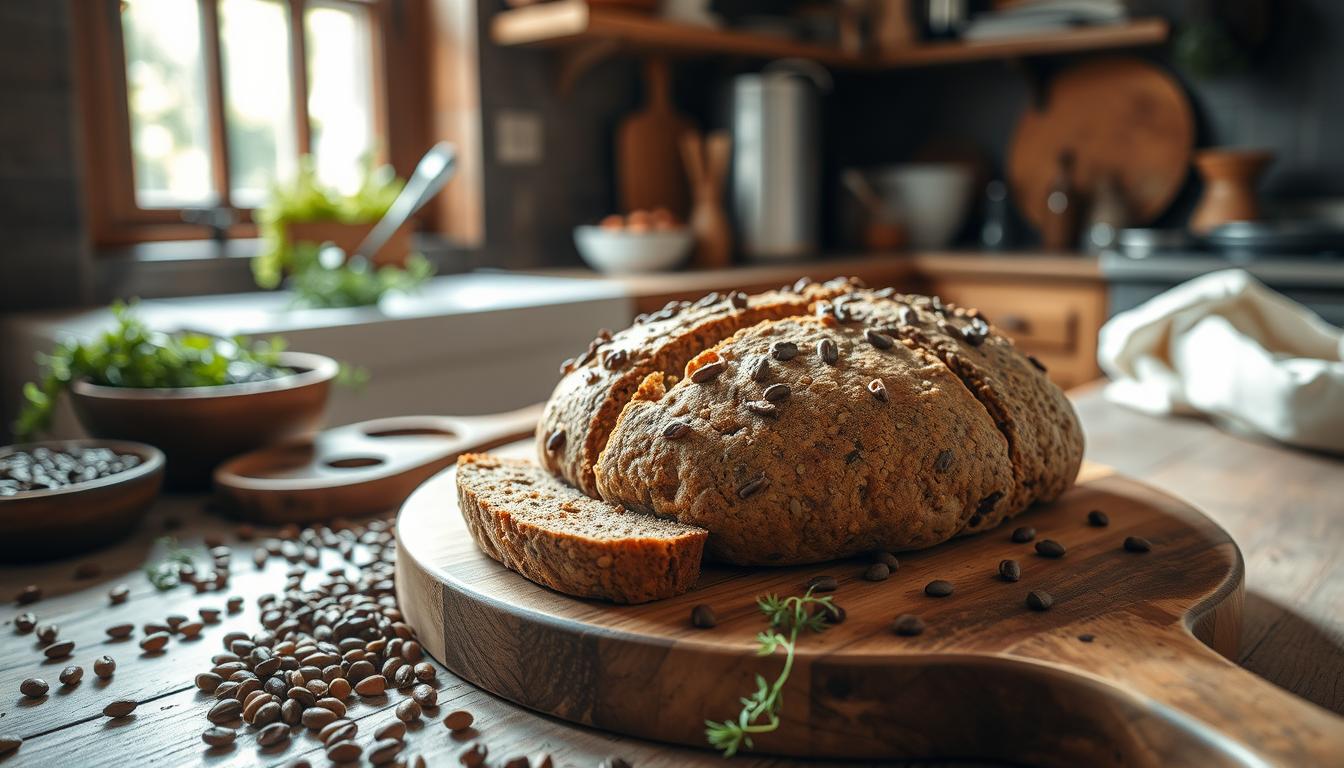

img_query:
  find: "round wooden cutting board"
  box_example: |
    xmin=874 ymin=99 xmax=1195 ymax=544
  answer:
xmin=1008 ymin=57 xmax=1195 ymax=234
xmin=396 ymin=442 xmax=1344 ymax=766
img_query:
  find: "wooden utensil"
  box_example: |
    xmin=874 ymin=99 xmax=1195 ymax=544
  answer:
xmin=680 ymin=129 xmax=733 ymax=269
xmin=398 ymin=439 xmax=1344 ymax=765
xmin=618 ymin=57 xmax=693 ymax=218
xmin=1008 ymin=57 xmax=1194 ymax=238
xmin=0 ymin=440 xmax=164 ymax=562
xmin=214 ymin=405 xmax=541 ymax=523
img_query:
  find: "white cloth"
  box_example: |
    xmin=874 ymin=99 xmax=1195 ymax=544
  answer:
xmin=1098 ymin=269 xmax=1344 ymax=454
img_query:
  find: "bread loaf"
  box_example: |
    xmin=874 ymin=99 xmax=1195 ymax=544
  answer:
xmin=460 ymin=279 xmax=1084 ymax=596
xmin=593 ymin=315 xmax=1016 ymax=564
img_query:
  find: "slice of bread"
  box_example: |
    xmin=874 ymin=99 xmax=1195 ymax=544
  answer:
xmin=455 ymin=453 xmax=707 ymax=604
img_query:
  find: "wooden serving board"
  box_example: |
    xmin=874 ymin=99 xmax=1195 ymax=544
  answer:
xmin=396 ymin=441 xmax=1344 ymax=765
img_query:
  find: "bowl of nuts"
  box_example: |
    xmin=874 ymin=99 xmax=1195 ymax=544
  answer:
xmin=0 ymin=440 xmax=164 ymax=562
xmin=574 ymin=208 xmax=693 ymax=275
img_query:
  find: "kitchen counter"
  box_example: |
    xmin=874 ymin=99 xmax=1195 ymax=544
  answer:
xmin=534 ymin=250 xmax=1102 ymax=306
xmin=1 ymin=386 xmax=1339 ymax=766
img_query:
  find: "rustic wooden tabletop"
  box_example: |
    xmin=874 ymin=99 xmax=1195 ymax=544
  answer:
xmin=2 ymin=385 xmax=1341 ymax=767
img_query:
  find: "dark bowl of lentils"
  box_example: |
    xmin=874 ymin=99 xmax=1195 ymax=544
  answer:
xmin=0 ymin=440 xmax=163 ymax=562
xmin=69 ymin=351 xmax=338 ymax=490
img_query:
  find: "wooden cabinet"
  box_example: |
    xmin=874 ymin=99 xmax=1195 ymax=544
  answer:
xmin=919 ymin=276 xmax=1106 ymax=389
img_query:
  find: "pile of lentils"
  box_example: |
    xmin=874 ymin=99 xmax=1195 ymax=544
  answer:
xmin=9 ymin=518 xmax=636 ymax=767
xmin=0 ymin=446 xmax=142 ymax=495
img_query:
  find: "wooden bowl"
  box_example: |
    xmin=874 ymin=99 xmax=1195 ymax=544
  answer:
xmin=69 ymin=352 xmax=338 ymax=490
xmin=0 ymin=440 xmax=163 ymax=562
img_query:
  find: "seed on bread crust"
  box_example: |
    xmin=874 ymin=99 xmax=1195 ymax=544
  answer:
xmin=545 ymin=429 xmax=566 ymax=452
xmin=817 ymin=338 xmax=838 ymax=365
xmin=864 ymin=328 xmax=894 ymax=349
xmin=867 ymin=379 xmax=889 ymax=402
xmin=744 ymin=400 xmax=778 ymax=417
xmin=690 ymin=360 xmax=726 ymax=383
xmin=737 ymin=476 xmax=768 ymax=499
xmin=662 ymin=421 xmax=690 ymax=439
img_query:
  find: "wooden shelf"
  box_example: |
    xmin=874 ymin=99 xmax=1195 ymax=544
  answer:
xmin=491 ymin=1 xmax=1169 ymax=71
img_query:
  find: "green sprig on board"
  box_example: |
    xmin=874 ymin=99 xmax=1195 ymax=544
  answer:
xmin=14 ymin=302 xmax=293 ymax=441
xmin=705 ymin=588 xmax=835 ymax=757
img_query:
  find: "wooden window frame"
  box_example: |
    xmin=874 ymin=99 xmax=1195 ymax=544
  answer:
xmin=72 ymin=0 xmax=429 ymax=247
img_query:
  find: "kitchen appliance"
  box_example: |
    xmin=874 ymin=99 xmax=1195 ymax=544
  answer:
xmin=397 ymin=438 xmax=1342 ymax=764
xmin=1104 ymin=234 xmax=1344 ymax=326
xmin=731 ymin=60 xmax=830 ymax=261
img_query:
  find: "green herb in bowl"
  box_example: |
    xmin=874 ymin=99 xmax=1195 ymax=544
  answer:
xmin=15 ymin=302 xmax=292 ymax=440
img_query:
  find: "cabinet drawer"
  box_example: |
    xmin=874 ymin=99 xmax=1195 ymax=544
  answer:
xmin=930 ymin=282 xmax=1082 ymax=353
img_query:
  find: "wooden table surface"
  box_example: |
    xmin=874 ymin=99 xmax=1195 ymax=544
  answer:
xmin=2 ymin=384 xmax=1341 ymax=767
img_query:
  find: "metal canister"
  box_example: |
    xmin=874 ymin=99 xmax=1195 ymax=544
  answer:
xmin=731 ymin=60 xmax=831 ymax=261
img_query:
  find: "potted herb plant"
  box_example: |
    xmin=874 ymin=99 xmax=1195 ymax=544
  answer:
xmin=255 ymin=157 xmax=433 ymax=308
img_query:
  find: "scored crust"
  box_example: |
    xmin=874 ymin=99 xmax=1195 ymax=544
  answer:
xmin=535 ymin=277 xmax=863 ymax=497
xmin=461 ymin=279 xmax=1085 ymax=595
xmin=456 ymin=454 xmax=707 ymax=603
xmin=838 ymin=290 xmax=1085 ymax=530
xmin=593 ymin=316 xmax=1017 ymax=564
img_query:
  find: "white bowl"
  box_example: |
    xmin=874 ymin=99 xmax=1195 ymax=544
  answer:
xmin=870 ymin=164 xmax=976 ymax=250
xmin=574 ymin=226 xmax=694 ymax=275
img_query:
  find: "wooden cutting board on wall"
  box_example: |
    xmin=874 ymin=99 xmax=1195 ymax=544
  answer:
xmin=617 ymin=57 xmax=692 ymax=218
xmin=397 ymin=439 xmax=1344 ymax=765
xmin=1009 ymin=57 xmax=1195 ymax=233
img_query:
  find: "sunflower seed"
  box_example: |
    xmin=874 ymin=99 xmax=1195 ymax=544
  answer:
xmin=690 ymin=359 xmax=726 ymax=383
xmin=770 ymin=341 xmax=798 ymax=361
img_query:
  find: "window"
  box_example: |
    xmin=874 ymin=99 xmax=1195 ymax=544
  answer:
xmin=75 ymin=0 xmax=417 ymax=245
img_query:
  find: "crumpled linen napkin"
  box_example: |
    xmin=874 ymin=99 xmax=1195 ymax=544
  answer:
xmin=1098 ymin=269 xmax=1344 ymax=454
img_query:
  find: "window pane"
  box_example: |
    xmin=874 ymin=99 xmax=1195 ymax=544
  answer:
xmin=306 ymin=2 xmax=376 ymax=195
xmin=219 ymin=0 xmax=296 ymax=207
xmin=121 ymin=0 xmax=215 ymax=208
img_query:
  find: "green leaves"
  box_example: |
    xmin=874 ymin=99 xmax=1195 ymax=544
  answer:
xmin=143 ymin=536 xmax=196 ymax=590
xmin=12 ymin=303 xmax=293 ymax=441
xmin=705 ymin=587 xmax=834 ymax=757
xmin=252 ymin=155 xmax=433 ymax=306
xmin=286 ymin=253 xmax=434 ymax=309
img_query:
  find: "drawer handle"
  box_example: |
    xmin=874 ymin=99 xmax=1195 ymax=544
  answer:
xmin=998 ymin=314 xmax=1031 ymax=333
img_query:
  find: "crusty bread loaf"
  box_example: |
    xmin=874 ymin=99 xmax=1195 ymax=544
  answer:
xmin=456 ymin=454 xmax=707 ymax=603
xmin=535 ymin=277 xmax=862 ymax=498
xmin=844 ymin=290 xmax=1084 ymax=530
xmin=593 ymin=316 xmax=1016 ymax=564
xmin=460 ymin=279 xmax=1084 ymax=597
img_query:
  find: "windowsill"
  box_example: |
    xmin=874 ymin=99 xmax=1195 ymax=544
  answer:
xmin=91 ymin=235 xmax=484 ymax=303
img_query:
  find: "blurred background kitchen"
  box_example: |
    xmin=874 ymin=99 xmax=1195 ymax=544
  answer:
xmin=3 ymin=0 xmax=1344 ymax=441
